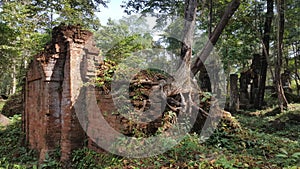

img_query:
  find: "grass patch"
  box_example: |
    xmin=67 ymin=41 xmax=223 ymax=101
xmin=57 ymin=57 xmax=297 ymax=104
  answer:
xmin=1 ymin=105 xmax=300 ymax=168
xmin=69 ymin=105 xmax=300 ymax=168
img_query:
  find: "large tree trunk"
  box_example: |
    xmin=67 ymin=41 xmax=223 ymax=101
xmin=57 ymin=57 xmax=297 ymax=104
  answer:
xmin=176 ymin=0 xmax=198 ymax=93
xmin=191 ymin=0 xmax=240 ymax=75
xmin=275 ymin=0 xmax=288 ymax=111
xmin=160 ymin=0 xmax=239 ymax=132
xmin=254 ymin=0 xmax=274 ymax=109
xmin=180 ymin=0 xmax=198 ymax=65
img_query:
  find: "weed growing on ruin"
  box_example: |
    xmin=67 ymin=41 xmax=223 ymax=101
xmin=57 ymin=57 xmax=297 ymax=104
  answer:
xmin=95 ymin=59 xmax=117 ymax=91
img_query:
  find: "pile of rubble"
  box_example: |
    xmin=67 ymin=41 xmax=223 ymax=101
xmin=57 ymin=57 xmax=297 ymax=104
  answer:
xmin=96 ymin=60 xmax=240 ymax=137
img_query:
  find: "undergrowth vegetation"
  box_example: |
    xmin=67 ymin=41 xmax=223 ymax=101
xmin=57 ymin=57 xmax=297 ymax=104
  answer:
xmin=0 ymin=115 xmax=38 ymax=168
xmin=0 ymin=104 xmax=299 ymax=168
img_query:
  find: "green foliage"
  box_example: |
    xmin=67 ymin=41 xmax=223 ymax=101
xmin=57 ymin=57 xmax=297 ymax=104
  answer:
xmin=71 ymin=147 xmax=121 ymax=169
xmin=39 ymin=146 xmax=62 ymax=169
xmin=201 ymin=92 xmax=212 ymax=102
xmin=264 ymin=91 xmax=279 ymax=107
xmin=106 ymin=34 xmax=150 ymax=63
xmin=0 ymin=1 xmax=52 ymax=95
xmin=95 ymin=59 xmax=117 ymax=92
xmin=94 ymin=15 xmax=153 ymax=63
xmin=0 ymin=0 xmax=109 ymax=96
xmin=21 ymin=0 xmax=108 ymax=30
xmin=1 ymin=105 xmax=300 ymax=168
xmin=0 ymin=115 xmax=38 ymax=168
xmin=1 ymin=92 xmax=23 ymax=117
xmin=40 ymin=153 xmax=61 ymax=169
xmin=217 ymin=0 xmax=263 ymax=72
xmin=72 ymin=147 xmax=99 ymax=169
xmin=121 ymin=0 xmax=184 ymax=18
xmin=276 ymin=148 xmax=300 ymax=167
xmin=285 ymin=0 xmax=300 ymax=45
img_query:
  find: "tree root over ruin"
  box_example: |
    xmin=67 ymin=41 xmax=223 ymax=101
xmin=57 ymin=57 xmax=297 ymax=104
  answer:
xmin=96 ymin=60 xmax=240 ymax=137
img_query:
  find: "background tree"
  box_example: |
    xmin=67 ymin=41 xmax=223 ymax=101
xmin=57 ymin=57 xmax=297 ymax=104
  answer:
xmin=275 ymin=0 xmax=288 ymax=111
xmin=94 ymin=16 xmax=153 ymax=63
xmin=121 ymin=0 xmax=300 ymax=109
xmin=0 ymin=1 xmax=50 ymax=95
xmin=285 ymin=0 xmax=300 ymax=95
xmin=191 ymin=0 xmax=241 ymax=75
xmin=254 ymin=0 xmax=274 ymax=109
xmin=0 ymin=0 xmax=108 ymax=95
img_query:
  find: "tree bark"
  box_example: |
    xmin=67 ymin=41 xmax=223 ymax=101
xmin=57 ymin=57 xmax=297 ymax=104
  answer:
xmin=250 ymin=54 xmax=261 ymax=104
xmin=191 ymin=0 xmax=240 ymax=75
xmin=176 ymin=0 xmax=198 ymax=92
xmin=11 ymin=59 xmax=17 ymax=95
xmin=254 ymin=0 xmax=274 ymax=109
xmin=275 ymin=0 xmax=288 ymax=111
xmin=293 ymin=43 xmax=300 ymax=95
xmin=239 ymin=72 xmax=250 ymax=106
xmin=230 ymin=74 xmax=239 ymax=112
xmin=208 ymin=0 xmax=213 ymax=36
xmin=180 ymin=0 xmax=198 ymax=65
xmin=171 ymin=0 xmax=198 ymax=123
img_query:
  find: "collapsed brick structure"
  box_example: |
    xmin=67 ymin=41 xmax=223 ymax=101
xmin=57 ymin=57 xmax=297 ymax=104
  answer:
xmin=24 ymin=25 xmax=100 ymax=162
xmin=24 ymin=25 xmax=239 ymax=164
xmin=24 ymin=25 xmax=169 ymax=163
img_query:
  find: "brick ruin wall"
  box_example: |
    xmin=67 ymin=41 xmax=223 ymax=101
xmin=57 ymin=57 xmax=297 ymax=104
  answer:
xmin=24 ymin=25 xmax=101 ymax=162
xmin=24 ymin=25 xmax=168 ymax=163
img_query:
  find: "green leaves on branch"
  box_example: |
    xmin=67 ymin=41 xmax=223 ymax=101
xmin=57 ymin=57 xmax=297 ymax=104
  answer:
xmin=95 ymin=16 xmax=153 ymax=63
xmin=106 ymin=34 xmax=151 ymax=63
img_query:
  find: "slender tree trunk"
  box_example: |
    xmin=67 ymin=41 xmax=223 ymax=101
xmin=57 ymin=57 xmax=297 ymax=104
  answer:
xmin=225 ymin=48 xmax=230 ymax=98
xmin=208 ymin=0 xmax=213 ymax=36
xmin=191 ymin=0 xmax=240 ymax=75
xmin=268 ymin=62 xmax=275 ymax=83
xmin=293 ymin=72 xmax=300 ymax=96
xmin=11 ymin=59 xmax=17 ymax=95
xmin=285 ymin=52 xmax=289 ymax=67
xmin=198 ymin=0 xmax=214 ymax=93
xmin=275 ymin=0 xmax=288 ymax=111
xmin=230 ymin=74 xmax=239 ymax=112
xmin=254 ymin=0 xmax=274 ymax=109
xmin=293 ymin=43 xmax=300 ymax=95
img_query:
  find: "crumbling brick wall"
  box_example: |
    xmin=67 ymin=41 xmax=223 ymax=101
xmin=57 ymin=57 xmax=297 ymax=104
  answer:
xmin=24 ymin=25 xmax=170 ymax=164
xmin=24 ymin=25 xmax=100 ymax=162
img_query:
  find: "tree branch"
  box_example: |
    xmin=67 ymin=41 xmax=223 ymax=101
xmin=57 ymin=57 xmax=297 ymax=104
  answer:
xmin=191 ymin=0 xmax=241 ymax=75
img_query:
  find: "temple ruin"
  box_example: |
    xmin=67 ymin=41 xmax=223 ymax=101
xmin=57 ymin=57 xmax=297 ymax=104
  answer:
xmin=24 ymin=25 xmax=100 ymax=162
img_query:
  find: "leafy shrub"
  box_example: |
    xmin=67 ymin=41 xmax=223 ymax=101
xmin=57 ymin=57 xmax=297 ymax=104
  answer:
xmin=0 ymin=115 xmax=38 ymax=168
xmin=1 ymin=92 xmax=23 ymax=117
xmin=71 ymin=147 xmax=121 ymax=169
